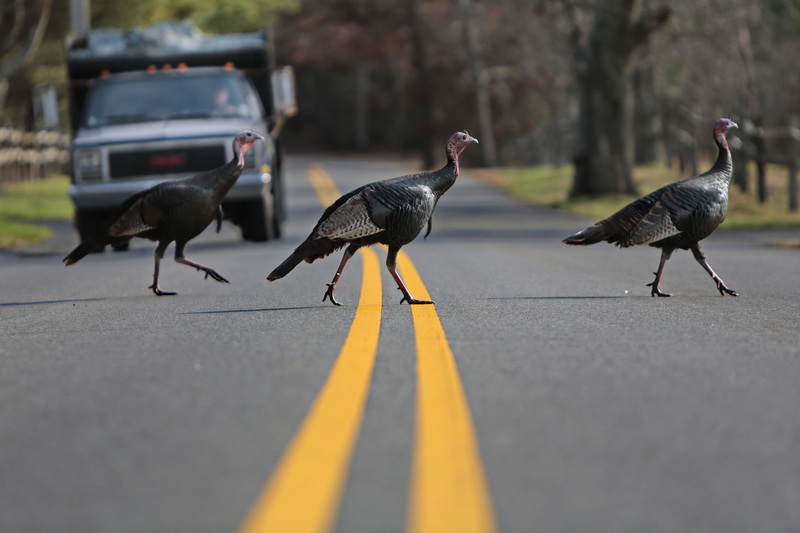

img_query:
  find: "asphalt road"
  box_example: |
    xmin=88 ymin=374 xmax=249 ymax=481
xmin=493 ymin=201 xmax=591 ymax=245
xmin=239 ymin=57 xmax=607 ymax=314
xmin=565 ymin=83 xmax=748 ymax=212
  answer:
xmin=2 ymin=154 xmax=799 ymax=533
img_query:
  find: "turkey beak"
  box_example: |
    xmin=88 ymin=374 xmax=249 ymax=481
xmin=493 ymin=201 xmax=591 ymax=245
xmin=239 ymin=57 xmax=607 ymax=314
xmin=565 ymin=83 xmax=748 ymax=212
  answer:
xmin=730 ymin=121 xmax=738 ymax=129
xmin=468 ymin=135 xmax=479 ymax=144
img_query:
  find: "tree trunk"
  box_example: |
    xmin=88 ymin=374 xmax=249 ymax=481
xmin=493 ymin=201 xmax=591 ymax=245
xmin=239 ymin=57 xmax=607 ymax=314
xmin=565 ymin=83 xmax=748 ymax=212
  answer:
xmin=632 ymin=47 xmax=661 ymax=165
xmin=457 ymin=0 xmax=496 ymax=167
xmin=354 ymin=63 xmax=370 ymax=150
xmin=569 ymin=0 xmax=669 ymax=198
xmin=0 ymin=0 xmax=53 ymax=122
xmin=405 ymin=0 xmax=437 ymax=168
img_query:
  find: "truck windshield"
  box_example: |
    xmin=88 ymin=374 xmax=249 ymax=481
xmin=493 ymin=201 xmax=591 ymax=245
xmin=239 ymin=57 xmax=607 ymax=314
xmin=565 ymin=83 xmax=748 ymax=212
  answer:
xmin=82 ymin=74 xmax=252 ymax=128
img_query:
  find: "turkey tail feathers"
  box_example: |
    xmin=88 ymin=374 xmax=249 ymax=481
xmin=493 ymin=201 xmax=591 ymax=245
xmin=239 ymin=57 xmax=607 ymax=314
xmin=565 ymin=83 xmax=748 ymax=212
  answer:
xmin=63 ymin=238 xmax=104 ymax=266
xmin=267 ymin=237 xmax=340 ymax=281
xmin=267 ymin=249 xmax=307 ymax=280
xmin=563 ymin=224 xmax=609 ymax=245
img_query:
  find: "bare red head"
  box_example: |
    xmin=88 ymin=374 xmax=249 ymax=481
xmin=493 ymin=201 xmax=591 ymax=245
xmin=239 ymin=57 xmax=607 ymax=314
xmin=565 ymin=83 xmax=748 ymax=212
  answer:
xmin=446 ymin=132 xmax=479 ymax=176
xmin=233 ymin=130 xmax=265 ymax=168
xmin=447 ymin=131 xmax=479 ymax=158
xmin=714 ymin=118 xmax=738 ymax=147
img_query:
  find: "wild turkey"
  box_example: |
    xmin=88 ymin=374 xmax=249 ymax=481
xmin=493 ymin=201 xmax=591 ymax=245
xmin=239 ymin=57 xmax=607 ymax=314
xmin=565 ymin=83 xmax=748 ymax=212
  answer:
xmin=267 ymin=131 xmax=479 ymax=305
xmin=63 ymin=130 xmax=264 ymax=295
xmin=563 ymin=118 xmax=738 ymax=297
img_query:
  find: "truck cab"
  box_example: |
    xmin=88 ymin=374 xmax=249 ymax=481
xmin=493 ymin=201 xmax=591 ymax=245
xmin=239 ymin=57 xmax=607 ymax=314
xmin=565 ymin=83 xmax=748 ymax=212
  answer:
xmin=65 ymin=21 xmax=294 ymax=248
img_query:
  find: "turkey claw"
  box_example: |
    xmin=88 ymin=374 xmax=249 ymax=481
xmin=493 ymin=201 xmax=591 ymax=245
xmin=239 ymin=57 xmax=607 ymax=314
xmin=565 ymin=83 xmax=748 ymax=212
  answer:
xmin=646 ymin=281 xmax=671 ymax=297
xmin=149 ymin=284 xmax=177 ymax=296
xmin=203 ymin=270 xmax=229 ymax=283
xmin=400 ymin=295 xmax=434 ymax=305
xmin=323 ymin=283 xmax=343 ymax=306
xmin=716 ymin=281 xmax=737 ymax=297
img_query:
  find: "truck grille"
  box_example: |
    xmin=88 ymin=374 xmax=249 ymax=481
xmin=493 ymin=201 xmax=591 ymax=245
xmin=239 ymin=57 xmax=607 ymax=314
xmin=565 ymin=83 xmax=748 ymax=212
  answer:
xmin=109 ymin=146 xmax=227 ymax=179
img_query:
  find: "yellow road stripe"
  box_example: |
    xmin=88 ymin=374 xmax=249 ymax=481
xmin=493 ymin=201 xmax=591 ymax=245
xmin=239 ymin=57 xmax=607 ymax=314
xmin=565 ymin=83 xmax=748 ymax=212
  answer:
xmin=237 ymin=168 xmax=382 ymax=533
xmin=308 ymin=163 xmax=342 ymax=205
xmin=398 ymin=252 xmax=498 ymax=533
xmin=240 ymin=163 xmax=496 ymax=533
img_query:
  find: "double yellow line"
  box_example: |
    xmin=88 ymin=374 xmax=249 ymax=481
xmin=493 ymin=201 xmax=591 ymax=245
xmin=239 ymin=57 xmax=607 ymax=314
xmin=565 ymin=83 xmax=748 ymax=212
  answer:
xmin=238 ymin=164 xmax=497 ymax=533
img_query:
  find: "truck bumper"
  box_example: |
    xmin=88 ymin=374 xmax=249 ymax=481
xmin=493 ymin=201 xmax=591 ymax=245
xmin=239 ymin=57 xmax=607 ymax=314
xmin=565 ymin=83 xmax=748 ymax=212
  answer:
xmin=69 ymin=170 xmax=271 ymax=210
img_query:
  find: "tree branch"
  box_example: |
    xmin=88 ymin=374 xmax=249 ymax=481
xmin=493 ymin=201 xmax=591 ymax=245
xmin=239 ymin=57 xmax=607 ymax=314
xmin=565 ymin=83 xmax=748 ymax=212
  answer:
xmin=0 ymin=0 xmax=27 ymax=55
xmin=0 ymin=0 xmax=53 ymax=81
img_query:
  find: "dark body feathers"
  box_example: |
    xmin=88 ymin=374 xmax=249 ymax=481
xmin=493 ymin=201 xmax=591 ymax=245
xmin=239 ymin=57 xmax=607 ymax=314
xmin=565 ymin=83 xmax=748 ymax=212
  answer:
xmin=563 ymin=118 xmax=738 ymax=297
xmin=268 ymin=131 xmax=479 ymax=305
xmin=64 ymin=130 xmax=263 ymax=295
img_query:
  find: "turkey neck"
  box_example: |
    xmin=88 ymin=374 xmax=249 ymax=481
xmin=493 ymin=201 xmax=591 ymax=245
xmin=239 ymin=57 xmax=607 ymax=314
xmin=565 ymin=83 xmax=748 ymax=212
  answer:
xmin=427 ymin=152 xmax=460 ymax=198
xmin=209 ymin=157 xmax=243 ymax=202
xmin=708 ymin=131 xmax=733 ymax=181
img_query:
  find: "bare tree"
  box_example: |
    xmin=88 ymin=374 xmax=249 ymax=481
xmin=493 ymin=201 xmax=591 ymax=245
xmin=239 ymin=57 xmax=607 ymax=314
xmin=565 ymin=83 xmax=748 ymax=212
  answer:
xmin=405 ymin=0 xmax=440 ymax=168
xmin=457 ymin=0 xmax=497 ymax=167
xmin=564 ymin=0 xmax=669 ymax=197
xmin=0 ymin=0 xmax=53 ymax=124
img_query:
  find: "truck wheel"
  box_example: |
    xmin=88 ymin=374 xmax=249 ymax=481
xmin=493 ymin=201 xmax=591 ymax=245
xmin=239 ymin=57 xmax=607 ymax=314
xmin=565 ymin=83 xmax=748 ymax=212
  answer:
xmin=270 ymin=191 xmax=282 ymax=239
xmin=272 ymin=155 xmax=286 ymax=222
xmin=241 ymin=196 xmax=276 ymax=242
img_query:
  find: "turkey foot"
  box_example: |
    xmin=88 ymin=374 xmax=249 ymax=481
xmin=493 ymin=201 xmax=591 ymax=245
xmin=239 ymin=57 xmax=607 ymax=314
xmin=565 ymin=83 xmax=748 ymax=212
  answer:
xmin=150 ymin=256 xmax=176 ymax=295
xmin=715 ymin=279 xmax=737 ymax=297
xmin=646 ymin=283 xmax=671 ymax=297
xmin=398 ymin=287 xmax=433 ymax=305
xmin=400 ymin=295 xmax=434 ymax=305
xmin=176 ymin=257 xmax=228 ymax=284
xmin=150 ymin=284 xmax=177 ymax=296
xmin=646 ymin=273 xmax=671 ymax=297
xmin=323 ymin=283 xmax=343 ymax=306
xmin=200 ymin=269 xmax=229 ymax=283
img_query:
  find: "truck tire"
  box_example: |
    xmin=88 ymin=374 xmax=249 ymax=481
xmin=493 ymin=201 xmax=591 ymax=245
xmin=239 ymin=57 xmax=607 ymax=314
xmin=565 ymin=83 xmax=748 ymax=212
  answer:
xmin=270 ymin=175 xmax=283 ymax=239
xmin=241 ymin=196 xmax=276 ymax=242
xmin=272 ymin=149 xmax=286 ymax=222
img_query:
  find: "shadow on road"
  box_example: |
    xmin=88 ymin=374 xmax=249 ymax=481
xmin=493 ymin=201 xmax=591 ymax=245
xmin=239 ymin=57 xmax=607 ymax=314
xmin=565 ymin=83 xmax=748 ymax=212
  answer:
xmin=484 ymin=295 xmax=647 ymax=300
xmin=183 ymin=306 xmax=324 ymax=315
xmin=0 ymin=297 xmax=109 ymax=307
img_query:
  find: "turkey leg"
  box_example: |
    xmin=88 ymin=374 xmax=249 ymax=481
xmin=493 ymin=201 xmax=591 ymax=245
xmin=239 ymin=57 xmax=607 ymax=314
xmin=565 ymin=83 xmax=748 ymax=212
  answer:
xmin=172 ymin=242 xmax=229 ymax=285
xmin=646 ymin=248 xmax=673 ymax=297
xmin=150 ymin=241 xmax=177 ymax=296
xmin=691 ymin=244 xmax=737 ymax=296
xmin=323 ymin=244 xmax=359 ymax=306
xmin=386 ymin=246 xmax=433 ymax=305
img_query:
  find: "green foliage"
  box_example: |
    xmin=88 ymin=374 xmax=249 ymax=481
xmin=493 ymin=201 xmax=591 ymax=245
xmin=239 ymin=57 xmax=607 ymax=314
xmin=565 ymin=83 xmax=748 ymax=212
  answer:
xmin=150 ymin=0 xmax=299 ymax=33
xmin=0 ymin=176 xmax=73 ymax=248
xmin=0 ymin=220 xmax=53 ymax=248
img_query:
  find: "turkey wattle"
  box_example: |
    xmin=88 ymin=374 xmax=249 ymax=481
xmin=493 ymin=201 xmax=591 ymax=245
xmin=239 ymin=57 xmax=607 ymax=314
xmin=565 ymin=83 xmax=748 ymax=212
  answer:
xmin=563 ymin=118 xmax=738 ymax=297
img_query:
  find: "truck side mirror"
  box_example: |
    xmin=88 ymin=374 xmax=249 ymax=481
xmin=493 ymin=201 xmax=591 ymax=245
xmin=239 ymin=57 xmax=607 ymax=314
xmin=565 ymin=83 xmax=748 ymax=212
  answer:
xmin=271 ymin=66 xmax=298 ymax=119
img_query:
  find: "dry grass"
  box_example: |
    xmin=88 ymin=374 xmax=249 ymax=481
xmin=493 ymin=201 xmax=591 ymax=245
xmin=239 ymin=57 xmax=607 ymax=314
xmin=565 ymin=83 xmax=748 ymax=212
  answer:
xmin=473 ymin=161 xmax=800 ymax=230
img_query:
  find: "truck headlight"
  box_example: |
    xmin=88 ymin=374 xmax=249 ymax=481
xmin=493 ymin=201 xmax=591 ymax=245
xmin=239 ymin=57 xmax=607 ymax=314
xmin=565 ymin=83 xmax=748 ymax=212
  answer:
xmin=76 ymin=149 xmax=102 ymax=182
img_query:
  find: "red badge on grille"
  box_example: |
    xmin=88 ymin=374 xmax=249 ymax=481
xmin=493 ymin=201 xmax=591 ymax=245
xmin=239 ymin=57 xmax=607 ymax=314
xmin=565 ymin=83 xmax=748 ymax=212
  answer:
xmin=148 ymin=154 xmax=186 ymax=168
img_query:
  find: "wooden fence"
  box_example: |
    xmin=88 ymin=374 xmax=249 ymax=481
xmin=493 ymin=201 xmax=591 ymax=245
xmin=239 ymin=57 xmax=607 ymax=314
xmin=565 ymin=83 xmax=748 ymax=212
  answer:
xmin=0 ymin=128 xmax=70 ymax=185
xmin=667 ymin=118 xmax=799 ymax=212
xmin=734 ymin=125 xmax=800 ymax=212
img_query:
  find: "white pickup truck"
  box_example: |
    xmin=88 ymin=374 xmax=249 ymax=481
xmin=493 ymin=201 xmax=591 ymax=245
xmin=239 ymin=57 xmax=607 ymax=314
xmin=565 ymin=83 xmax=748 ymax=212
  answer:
xmin=65 ymin=21 xmax=295 ymax=249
